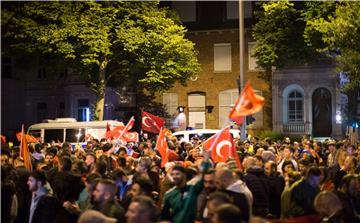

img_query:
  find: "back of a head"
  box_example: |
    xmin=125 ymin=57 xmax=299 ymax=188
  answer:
xmin=60 ymin=155 xmax=72 ymax=171
xmin=305 ymin=166 xmax=321 ymax=179
xmin=214 ymin=203 xmax=241 ymax=223
xmin=208 ymin=192 xmax=231 ymax=205
xmin=131 ymin=195 xmax=158 ymax=221
xmin=78 ymin=210 xmax=116 ymax=223
xmin=216 ymin=168 xmax=234 ymax=182
xmin=97 ymin=179 xmax=117 ymax=197
xmin=314 ymin=191 xmax=343 ymax=217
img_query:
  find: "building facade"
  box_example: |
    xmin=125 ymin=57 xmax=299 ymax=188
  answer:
xmin=160 ymin=1 xmax=270 ymax=132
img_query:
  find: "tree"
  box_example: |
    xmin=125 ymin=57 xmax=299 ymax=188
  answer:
xmin=304 ymin=2 xmax=360 ymax=91
xmin=2 ymin=1 xmax=200 ymax=120
xmin=252 ymin=1 xmax=360 ymax=92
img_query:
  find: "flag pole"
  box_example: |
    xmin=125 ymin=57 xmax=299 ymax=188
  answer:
xmin=116 ymin=116 xmax=134 ymax=142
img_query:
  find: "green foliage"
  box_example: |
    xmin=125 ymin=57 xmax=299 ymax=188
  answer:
xmin=252 ymin=1 xmax=360 ymax=91
xmin=2 ymin=1 xmax=200 ymax=119
xmin=252 ymin=1 xmax=318 ymax=71
xmin=258 ymin=130 xmax=285 ymax=142
xmin=305 ymin=2 xmax=360 ymax=91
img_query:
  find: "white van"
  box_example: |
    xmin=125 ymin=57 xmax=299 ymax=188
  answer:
xmin=173 ymin=129 xmax=241 ymax=142
xmin=27 ymin=118 xmax=124 ymax=144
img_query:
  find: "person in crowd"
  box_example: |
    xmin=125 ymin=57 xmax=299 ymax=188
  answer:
xmin=27 ymin=170 xmax=60 ymax=223
xmin=121 ymin=176 xmax=154 ymax=209
xmin=161 ymin=165 xmax=204 ymax=223
xmin=243 ymin=156 xmax=269 ymax=218
xmin=197 ymin=169 xmax=216 ymax=221
xmin=85 ymin=152 xmax=97 ymax=173
xmin=126 ymin=195 xmax=158 ymax=223
xmin=264 ymin=160 xmax=285 ymax=218
xmin=277 ymin=146 xmax=298 ymax=174
xmin=211 ymin=203 xmax=243 ymax=223
xmin=91 ymin=179 xmax=126 ymax=223
xmin=289 ymin=166 xmax=322 ymax=217
xmin=214 ymin=168 xmax=251 ymax=222
xmin=326 ymin=140 xmax=338 ymax=167
xmin=314 ymin=191 xmax=348 ymax=223
xmin=335 ymin=174 xmax=360 ymax=222
xmin=333 ymin=155 xmax=358 ymax=189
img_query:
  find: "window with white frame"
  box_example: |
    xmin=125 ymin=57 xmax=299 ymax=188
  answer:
xmin=163 ymin=93 xmax=178 ymax=116
xmin=288 ymin=91 xmax=304 ymax=122
xmin=248 ymin=42 xmax=258 ymax=71
xmin=214 ymin=43 xmax=232 ymax=72
xmin=188 ymin=93 xmax=206 ymax=129
xmin=219 ymin=89 xmax=239 ymax=128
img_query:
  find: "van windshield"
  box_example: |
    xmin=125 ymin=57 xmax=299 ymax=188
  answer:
xmin=189 ymin=133 xmax=214 ymax=140
xmin=44 ymin=129 xmax=64 ymax=143
xmin=66 ymin=128 xmax=86 ymax=143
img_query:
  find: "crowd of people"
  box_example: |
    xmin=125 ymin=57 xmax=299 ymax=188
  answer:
xmin=1 ymin=132 xmax=360 ymax=223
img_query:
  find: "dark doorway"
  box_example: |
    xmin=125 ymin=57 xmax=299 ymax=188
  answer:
xmin=312 ymin=88 xmax=332 ymax=137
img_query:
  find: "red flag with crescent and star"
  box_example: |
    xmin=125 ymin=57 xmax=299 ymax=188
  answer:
xmin=202 ymin=127 xmax=235 ymax=163
xmin=229 ymin=81 xmax=265 ymax=125
xmin=123 ymin=132 xmax=139 ymax=142
xmin=142 ymin=111 xmax=165 ymax=134
xmin=156 ymin=128 xmax=169 ymax=167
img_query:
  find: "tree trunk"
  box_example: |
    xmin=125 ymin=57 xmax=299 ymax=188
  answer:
xmin=95 ymin=93 xmax=105 ymax=121
xmin=94 ymin=58 xmax=108 ymax=121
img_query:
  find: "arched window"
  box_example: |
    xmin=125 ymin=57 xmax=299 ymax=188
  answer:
xmin=288 ymin=91 xmax=303 ymax=122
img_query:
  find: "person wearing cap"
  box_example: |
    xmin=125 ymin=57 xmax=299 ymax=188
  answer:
xmin=161 ymin=162 xmax=209 ymax=223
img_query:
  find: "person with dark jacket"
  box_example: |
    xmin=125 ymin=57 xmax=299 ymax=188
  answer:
xmin=13 ymin=158 xmax=32 ymax=223
xmin=27 ymin=170 xmax=60 ymax=223
xmin=289 ymin=166 xmax=321 ymax=217
xmin=264 ymin=160 xmax=285 ymax=218
xmin=51 ymin=156 xmax=84 ymax=223
xmin=215 ymin=168 xmax=251 ymax=222
xmin=243 ymin=156 xmax=270 ymax=217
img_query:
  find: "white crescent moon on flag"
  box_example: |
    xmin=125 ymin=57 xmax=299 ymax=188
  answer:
xmin=215 ymin=140 xmax=232 ymax=158
xmin=142 ymin=116 xmax=151 ymax=128
xmin=127 ymin=133 xmax=135 ymax=140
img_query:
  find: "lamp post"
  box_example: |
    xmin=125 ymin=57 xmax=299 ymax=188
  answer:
xmin=239 ymin=0 xmax=246 ymax=140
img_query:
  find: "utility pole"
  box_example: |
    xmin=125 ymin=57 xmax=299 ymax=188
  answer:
xmin=239 ymin=0 xmax=247 ymax=140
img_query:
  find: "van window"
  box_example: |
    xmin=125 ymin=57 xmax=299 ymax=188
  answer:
xmin=28 ymin=130 xmax=41 ymax=138
xmin=66 ymin=128 xmax=86 ymax=143
xmin=174 ymin=134 xmax=184 ymax=141
xmin=44 ymin=129 xmax=64 ymax=142
xmin=189 ymin=133 xmax=214 ymax=140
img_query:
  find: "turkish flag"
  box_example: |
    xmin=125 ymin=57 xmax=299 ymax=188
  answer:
xmin=123 ymin=132 xmax=139 ymax=142
xmin=142 ymin=111 xmax=165 ymax=134
xmin=16 ymin=132 xmax=39 ymax=143
xmin=229 ymin=81 xmax=265 ymax=125
xmin=163 ymin=128 xmax=174 ymax=138
xmin=19 ymin=125 xmax=33 ymax=171
xmin=203 ymin=127 xmax=235 ymax=163
xmin=116 ymin=116 xmax=135 ymax=140
xmin=156 ymin=128 xmax=168 ymax=167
